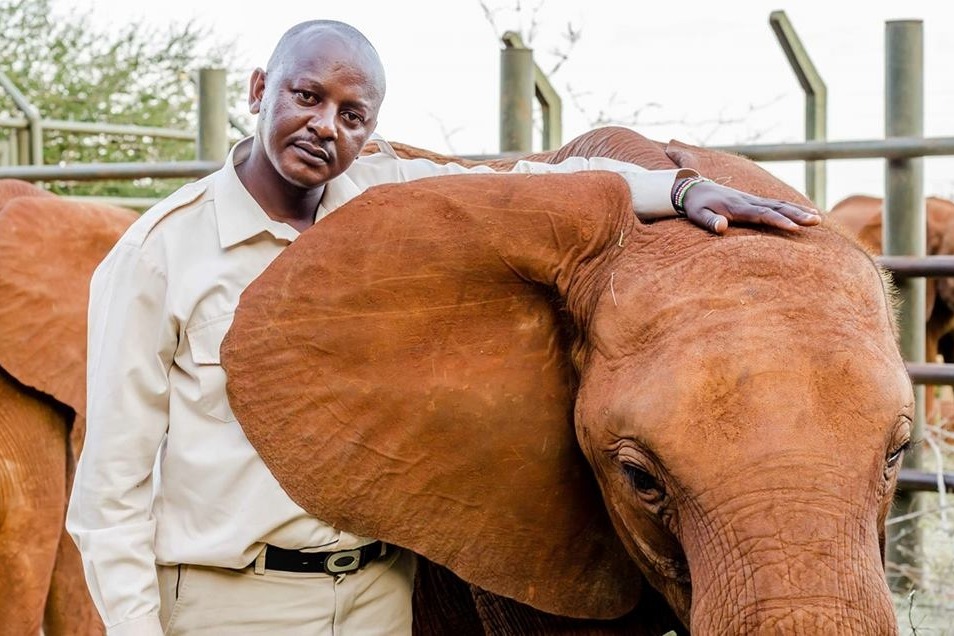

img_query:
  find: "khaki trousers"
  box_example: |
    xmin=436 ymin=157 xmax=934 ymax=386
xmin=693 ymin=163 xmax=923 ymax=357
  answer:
xmin=157 ymin=548 xmax=415 ymax=635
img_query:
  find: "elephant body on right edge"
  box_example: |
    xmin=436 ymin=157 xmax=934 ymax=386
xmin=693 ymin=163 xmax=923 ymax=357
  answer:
xmin=222 ymin=129 xmax=912 ymax=635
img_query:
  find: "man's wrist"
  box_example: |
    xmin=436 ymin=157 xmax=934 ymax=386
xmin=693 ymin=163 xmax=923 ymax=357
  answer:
xmin=671 ymin=176 xmax=711 ymax=215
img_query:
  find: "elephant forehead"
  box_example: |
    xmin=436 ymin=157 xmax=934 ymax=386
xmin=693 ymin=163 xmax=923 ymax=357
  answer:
xmin=574 ymin=224 xmax=910 ymax=446
xmin=584 ymin=225 xmax=896 ymax=359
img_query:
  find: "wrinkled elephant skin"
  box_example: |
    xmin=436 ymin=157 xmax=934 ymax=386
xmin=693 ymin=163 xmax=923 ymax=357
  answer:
xmin=222 ymin=129 xmax=911 ymax=634
xmin=0 ymin=181 xmax=136 ymax=635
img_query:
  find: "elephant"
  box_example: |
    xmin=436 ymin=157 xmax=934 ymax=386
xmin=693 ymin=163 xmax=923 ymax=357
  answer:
xmin=220 ymin=128 xmax=913 ymax=634
xmin=0 ymin=180 xmax=136 ymax=634
xmin=828 ymin=194 xmax=954 ymax=418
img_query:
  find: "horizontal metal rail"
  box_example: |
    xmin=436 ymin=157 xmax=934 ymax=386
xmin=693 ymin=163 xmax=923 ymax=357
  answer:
xmin=905 ymin=363 xmax=954 ymax=385
xmin=898 ymin=468 xmax=954 ymax=493
xmin=714 ymin=135 xmax=954 ymax=162
xmin=62 ymin=195 xmax=159 ymax=210
xmin=0 ymin=115 xmax=195 ymax=140
xmin=877 ymin=255 xmax=954 ymax=277
xmin=3 ymin=137 xmax=954 ymax=183
xmin=0 ymin=160 xmax=220 ymax=181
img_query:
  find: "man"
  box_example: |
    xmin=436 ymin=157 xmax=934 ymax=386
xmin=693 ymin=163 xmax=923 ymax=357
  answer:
xmin=67 ymin=19 xmax=820 ymax=636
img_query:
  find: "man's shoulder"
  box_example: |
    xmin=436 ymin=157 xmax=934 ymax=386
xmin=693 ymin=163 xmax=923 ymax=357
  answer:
xmin=123 ymin=176 xmax=215 ymax=246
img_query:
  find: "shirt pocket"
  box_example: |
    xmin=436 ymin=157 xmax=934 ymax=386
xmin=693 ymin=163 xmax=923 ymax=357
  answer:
xmin=185 ymin=313 xmax=236 ymax=423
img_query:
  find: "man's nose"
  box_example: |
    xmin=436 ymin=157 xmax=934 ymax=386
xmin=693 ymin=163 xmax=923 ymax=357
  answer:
xmin=308 ymin=106 xmax=337 ymax=140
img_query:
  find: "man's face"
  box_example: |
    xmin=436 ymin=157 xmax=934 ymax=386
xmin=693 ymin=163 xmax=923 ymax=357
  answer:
xmin=250 ymin=31 xmax=383 ymax=190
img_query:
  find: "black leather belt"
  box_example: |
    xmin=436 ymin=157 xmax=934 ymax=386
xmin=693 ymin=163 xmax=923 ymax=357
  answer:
xmin=263 ymin=541 xmax=390 ymax=575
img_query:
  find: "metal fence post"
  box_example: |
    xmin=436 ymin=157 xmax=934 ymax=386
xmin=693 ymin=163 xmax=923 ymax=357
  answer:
xmin=500 ymin=32 xmax=562 ymax=152
xmin=499 ymin=32 xmax=535 ymax=153
xmin=0 ymin=70 xmax=43 ymax=166
xmin=884 ymin=19 xmax=925 ymax=593
xmin=769 ymin=11 xmax=827 ymax=211
xmin=197 ymin=68 xmax=229 ymax=163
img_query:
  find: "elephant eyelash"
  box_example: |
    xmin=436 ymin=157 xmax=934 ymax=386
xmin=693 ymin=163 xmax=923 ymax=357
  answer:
xmin=622 ymin=464 xmax=665 ymax=498
xmin=886 ymin=439 xmax=913 ymax=468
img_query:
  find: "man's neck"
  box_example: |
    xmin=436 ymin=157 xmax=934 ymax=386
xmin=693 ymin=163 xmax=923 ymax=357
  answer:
xmin=235 ymin=154 xmax=325 ymax=231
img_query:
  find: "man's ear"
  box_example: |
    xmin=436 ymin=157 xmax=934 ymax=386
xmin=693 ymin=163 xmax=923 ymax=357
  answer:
xmin=248 ymin=68 xmax=266 ymax=115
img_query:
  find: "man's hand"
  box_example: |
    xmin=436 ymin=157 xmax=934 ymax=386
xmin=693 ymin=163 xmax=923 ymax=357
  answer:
xmin=677 ymin=178 xmax=821 ymax=235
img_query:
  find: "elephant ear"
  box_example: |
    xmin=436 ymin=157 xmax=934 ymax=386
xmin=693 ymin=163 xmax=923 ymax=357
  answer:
xmin=929 ymin=197 xmax=954 ymax=317
xmin=665 ymin=138 xmax=814 ymax=206
xmin=0 ymin=196 xmax=137 ymax=422
xmin=222 ymin=172 xmax=644 ymax=619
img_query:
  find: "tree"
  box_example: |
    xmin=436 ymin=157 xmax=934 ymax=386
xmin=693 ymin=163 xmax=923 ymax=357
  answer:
xmin=0 ymin=0 xmax=249 ymax=198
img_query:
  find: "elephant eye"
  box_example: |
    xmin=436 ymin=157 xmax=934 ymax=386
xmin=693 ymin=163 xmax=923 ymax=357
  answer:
xmin=885 ymin=439 xmax=912 ymax=470
xmin=623 ymin=464 xmax=666 ymax=503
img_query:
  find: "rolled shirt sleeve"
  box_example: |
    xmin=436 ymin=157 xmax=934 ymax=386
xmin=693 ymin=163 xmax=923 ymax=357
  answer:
xmin=389 ymin=152 xmax=699 ymax=220
xmin=509 ymin=156 xmax=699 ymax=220
xmin=67 ymin=241 xmax=174 ymax=636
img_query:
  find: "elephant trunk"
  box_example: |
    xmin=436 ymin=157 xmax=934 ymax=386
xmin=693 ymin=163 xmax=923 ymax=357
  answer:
xmin=680 ymin=487 xmax=897 ymax=635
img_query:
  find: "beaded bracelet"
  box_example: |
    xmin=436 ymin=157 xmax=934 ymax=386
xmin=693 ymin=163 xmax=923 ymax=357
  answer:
xmin=672 ymin=176 xmax=711 ymax=215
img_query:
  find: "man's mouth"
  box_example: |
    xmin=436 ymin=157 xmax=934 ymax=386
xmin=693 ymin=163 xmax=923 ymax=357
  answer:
xmin=293 ymin=141 xmax=331 ymax=164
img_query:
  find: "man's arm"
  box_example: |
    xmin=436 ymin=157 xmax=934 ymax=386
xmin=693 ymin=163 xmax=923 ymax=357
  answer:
xmin=387 ymin=151 xmax=820 ymax=233
xmin=507 ymin=156 xmax=820 ymax=232
xmin=67 ymin=242 xmax=174 ymax=636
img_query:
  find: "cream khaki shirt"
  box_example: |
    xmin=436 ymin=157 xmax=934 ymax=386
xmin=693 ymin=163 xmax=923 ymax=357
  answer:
xmin=66 ymin=135 xmax=691 ymax=636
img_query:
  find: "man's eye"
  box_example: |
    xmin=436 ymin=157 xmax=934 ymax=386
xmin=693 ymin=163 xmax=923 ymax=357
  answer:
xmin=293 ymin=90 xmax=317 ymax=104
xmin=342 ymin=112 xmax=363 ymax=124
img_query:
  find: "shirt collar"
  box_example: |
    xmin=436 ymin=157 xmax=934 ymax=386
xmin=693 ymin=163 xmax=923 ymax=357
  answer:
xmin=214 ymin=138 xmax=299 ymax=248
xmin=314 ymin=132 xmax=397 ymax=221
xmin=215 ymin=137 xmax=368 ymax=247
xmin=315 ymin=172 xmax=363 ymax=223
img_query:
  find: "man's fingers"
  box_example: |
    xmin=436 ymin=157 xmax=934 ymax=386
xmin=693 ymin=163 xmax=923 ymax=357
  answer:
xmin=687 ymin=207 xmax=729 ymax=234
xmin=709 ymin=212 xmax=729 ymax=234
xmin=681 ymin=187 xmax=820 ymax=233
xmin=781 ymin=203 xmax=822 ymax=225
xmin=751 ymin=205 xmax=801 ymax=231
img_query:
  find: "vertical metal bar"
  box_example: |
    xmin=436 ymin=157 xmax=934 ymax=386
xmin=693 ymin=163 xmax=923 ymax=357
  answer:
xmin=769 ymin=11 xmax=827 ymax=210
xmin=499 ymin=32 xmax=534 ymax=153
xmin=884 ymin=19 xmax=924 ymax=593
xmin=196 ymin=68 xmax=229 ymax=163
xmin=0 ymin=70 xmax=44 ymax=166
xmin=534 ymin=68 xmax=562 ymax=151
xmin=16 ymin=129 xmax=28 ymax=166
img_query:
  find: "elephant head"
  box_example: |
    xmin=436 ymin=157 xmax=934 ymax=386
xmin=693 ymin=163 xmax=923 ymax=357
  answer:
xmin=0 ymin=181 xmax=136 ymax=634
xmin=221 ymin=130 xmax=911 ymax=634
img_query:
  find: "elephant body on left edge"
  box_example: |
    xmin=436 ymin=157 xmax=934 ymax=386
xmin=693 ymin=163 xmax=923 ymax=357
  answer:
xmin=222 ymin=129 xmax=912 ymax=635
xmin=0 ymin=181 xmax=136 ymax=635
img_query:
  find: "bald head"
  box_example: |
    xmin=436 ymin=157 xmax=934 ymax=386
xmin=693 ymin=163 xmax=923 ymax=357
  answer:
xmin=242 ymin=19 xmax=387 ymax=199
xmin=267 ymin=20 xmax=386 ymax=104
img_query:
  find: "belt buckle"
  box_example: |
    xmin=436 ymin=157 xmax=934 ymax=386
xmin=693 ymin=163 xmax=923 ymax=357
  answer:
xmin=324 ymin=548 xmax=363 ymax=575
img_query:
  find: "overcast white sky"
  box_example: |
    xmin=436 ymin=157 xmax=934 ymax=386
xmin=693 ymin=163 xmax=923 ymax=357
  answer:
xmin=61 ymin=0 xmax=954 ymax=209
